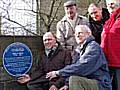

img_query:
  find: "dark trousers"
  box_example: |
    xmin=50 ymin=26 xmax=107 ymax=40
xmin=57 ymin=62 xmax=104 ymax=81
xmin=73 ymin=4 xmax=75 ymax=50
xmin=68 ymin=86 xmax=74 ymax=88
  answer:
xmin=27 ymin=76 xmax=49 ymax=90
xmin=109 ymin=67 xmax=120 ymax=90
xmin=27 ymin=81 xmax=49 ymax=90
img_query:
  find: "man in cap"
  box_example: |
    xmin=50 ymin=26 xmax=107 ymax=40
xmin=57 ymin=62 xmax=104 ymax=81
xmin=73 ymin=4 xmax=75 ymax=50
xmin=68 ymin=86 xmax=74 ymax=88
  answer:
xmin=101 ymin=0 xmax=120 ymax=90
xmin=56 ymin=0 xmax=89 ymax=53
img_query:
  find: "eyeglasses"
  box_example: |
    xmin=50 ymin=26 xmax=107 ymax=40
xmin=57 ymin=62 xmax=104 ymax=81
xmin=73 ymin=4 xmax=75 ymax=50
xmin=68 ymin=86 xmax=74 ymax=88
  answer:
xmin=43 ymin=38 xmax=53 ymax=42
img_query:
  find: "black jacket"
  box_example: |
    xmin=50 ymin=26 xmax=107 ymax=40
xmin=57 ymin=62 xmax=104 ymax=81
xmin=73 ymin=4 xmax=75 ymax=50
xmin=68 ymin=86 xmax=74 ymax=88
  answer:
xmin=89 ymin=8 xmax=110 ymax=44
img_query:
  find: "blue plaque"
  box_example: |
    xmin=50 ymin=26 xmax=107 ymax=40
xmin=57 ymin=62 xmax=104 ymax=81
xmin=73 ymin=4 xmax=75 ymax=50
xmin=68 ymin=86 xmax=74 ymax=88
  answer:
xmin=2 ymin=42 xmax=33 ymax=77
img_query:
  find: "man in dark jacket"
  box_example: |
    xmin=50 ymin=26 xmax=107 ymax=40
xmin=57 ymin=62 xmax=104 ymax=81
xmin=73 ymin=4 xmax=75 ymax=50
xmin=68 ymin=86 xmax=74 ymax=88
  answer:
xmin=17 ymin=32 xmax=72 ymax=90
xmin=88 ymin=3 xmax=110 ymax=44
xmin=46 ymin=25 xmax=112 ymax=90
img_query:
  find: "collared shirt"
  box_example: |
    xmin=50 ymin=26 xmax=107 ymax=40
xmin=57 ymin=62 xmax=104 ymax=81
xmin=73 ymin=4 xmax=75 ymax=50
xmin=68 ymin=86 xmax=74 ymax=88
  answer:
xmin=66 ymin=13 xmax=78 ymax=29
xmin=45 ymin=43 xmax=58 ymax=57
xmin=75 ymin=40 xmax=86 ymax=54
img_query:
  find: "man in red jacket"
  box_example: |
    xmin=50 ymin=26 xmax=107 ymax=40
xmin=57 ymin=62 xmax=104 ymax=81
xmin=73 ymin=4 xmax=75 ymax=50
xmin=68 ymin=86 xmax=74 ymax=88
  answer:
xmin=101 ymin=0 xmax=120 ymax=90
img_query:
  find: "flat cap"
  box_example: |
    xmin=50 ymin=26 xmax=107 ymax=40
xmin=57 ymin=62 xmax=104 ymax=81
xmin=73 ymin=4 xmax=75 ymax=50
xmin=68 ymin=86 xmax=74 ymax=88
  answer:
xmin=64 ymin=0 xmax=76 ymax=7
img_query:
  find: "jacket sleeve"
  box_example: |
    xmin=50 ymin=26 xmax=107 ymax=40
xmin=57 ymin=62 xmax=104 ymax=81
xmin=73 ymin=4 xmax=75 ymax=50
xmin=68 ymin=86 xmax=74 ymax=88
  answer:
xmin=29 ymin=54 xmax=45 ymax=81
xmin=59 ymin=42 xmax=104 ymax=77
xmin=56 ymin=21 xmax=65 ymax=46
xmin=79 ymin=15 xmax=90 ymax=27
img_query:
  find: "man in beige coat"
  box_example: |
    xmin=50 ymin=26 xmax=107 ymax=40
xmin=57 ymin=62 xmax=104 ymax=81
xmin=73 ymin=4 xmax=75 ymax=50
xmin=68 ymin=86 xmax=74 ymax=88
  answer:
xmin=56 ymin=0 xmax=89 ymax=52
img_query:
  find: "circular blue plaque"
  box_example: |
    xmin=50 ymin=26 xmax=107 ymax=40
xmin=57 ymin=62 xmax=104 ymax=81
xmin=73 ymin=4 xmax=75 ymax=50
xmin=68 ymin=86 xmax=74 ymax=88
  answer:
xmin=2 ymin=42 xmax=33 ymax=77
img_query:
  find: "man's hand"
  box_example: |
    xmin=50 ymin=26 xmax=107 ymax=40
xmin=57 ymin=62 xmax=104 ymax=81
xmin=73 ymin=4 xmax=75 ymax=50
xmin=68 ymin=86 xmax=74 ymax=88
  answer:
xmin=46 ymin=71 xmax=58 ymax=80
xmin=17 ymin=74 xmax=30 ymax=83
xmin=49 ymin=85 xmax=58 ymax=90
xmin=59 ymin=85 xmax=69 ymax=90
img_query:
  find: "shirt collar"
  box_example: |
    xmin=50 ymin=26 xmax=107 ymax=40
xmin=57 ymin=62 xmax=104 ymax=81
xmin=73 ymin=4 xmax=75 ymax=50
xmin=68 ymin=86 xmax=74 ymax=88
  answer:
xmin=45 ymin=43 xmax=58 ymax=56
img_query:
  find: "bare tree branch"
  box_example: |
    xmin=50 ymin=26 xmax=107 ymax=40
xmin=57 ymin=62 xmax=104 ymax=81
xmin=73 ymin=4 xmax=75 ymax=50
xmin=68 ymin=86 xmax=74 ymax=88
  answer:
xmin=49 ymin=0 xmax=62 ymax=27
xmin=4 ymin=17 xmax=39 ymax=36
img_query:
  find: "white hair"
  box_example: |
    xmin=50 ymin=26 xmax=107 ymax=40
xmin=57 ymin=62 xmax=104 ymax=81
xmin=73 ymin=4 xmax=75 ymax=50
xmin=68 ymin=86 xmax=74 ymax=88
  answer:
xmin=106 ymin=0 xmax=120 ymax=6
xmin=75 ymin=25 xmax=92 ymax=35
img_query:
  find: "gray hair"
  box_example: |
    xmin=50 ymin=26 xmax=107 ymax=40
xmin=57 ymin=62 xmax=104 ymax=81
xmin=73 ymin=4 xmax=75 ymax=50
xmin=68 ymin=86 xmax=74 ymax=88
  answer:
xmin=88 ymin=3 xmax=102 ymax=10
xmin=43 ymin=32 xmax=56 ymax=40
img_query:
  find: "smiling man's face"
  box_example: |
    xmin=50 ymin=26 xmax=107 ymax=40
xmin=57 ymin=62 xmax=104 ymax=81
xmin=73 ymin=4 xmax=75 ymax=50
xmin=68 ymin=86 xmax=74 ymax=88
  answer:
xmin=64 ymin=5 xmax=77 ymax=20
xmin=43 ymin=32 xmax=56 ymax=49
xmin=88 ymin=4 xmax=102 ymax=21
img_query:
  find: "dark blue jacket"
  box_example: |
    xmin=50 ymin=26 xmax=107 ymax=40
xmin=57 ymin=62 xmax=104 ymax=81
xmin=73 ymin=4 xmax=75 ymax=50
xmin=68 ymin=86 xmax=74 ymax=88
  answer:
xmin=58 ymin=36 xmax=112 ymax=90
